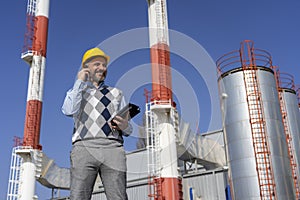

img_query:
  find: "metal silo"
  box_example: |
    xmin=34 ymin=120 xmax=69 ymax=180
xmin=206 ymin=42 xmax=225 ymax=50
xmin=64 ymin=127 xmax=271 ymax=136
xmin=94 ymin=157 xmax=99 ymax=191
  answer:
xmin=273 ymin=70 xmax=300 ymax=198
xmin=216 ymin=40 xmax=295 ymax=199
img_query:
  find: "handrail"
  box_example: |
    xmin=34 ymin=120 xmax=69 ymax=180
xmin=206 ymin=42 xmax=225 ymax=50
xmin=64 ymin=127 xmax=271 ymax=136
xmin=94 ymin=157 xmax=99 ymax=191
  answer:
xmin=216 ymin=41 xmax=272 ymax=78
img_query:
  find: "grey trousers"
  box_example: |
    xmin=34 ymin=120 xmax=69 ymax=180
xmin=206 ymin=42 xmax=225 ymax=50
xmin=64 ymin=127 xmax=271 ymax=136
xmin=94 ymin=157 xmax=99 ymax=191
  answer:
xmin=70 ymin=144 xmax=128 ymax=200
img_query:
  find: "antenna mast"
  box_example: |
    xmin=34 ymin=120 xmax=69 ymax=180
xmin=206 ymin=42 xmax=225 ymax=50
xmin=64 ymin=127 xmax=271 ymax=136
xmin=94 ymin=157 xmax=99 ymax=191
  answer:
xmin=146 ymin=1 xmax=182 ymax=199
xmin=17 ymin=0 xmax=50 ymax=199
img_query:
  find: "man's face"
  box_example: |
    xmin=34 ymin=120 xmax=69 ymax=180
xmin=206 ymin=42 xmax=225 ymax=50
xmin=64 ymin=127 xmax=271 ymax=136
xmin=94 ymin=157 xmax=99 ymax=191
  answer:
xmin=86 ymin=56 xmax=107 ymax=83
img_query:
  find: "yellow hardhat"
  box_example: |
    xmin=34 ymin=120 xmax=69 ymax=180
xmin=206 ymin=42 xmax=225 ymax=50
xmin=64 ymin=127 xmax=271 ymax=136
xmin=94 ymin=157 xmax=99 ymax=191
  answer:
xmin=81 ymin=47 xmax=110 ymax=67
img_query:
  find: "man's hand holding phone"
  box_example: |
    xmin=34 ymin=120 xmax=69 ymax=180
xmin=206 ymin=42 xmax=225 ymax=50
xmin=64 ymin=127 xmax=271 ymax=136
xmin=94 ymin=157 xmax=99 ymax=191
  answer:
xmin=110 ymin=103 xmax=140 ymax=131
xmin=110 ymin=114 xmax=129 ymax=131
xmin=77 ymin=65 xmax=90 ymax=82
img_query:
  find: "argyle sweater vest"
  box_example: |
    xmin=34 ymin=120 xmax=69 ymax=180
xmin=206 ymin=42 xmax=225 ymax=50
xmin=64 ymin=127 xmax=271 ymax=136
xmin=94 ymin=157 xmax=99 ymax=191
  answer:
xmin=72 ymin=85 xmax=123 ymax=144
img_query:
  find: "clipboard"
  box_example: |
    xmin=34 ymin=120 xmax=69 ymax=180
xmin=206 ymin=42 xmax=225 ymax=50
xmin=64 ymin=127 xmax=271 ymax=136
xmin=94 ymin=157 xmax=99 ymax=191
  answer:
xmin=111 ymin=103 xmax=140 ymax=125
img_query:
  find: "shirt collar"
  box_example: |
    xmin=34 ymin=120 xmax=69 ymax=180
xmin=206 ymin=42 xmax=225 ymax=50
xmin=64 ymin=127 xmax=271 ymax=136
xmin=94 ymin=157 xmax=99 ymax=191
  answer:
xmin=97 ymin=81 xmax=105 ymax=89
xmin=85 ymin=81 xmax=106 ymax=89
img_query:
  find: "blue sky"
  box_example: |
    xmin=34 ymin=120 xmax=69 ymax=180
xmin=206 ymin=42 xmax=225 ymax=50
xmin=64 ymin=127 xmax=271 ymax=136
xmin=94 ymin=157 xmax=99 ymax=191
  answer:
xmin=1 ymin=0 xmax=300 ymax=199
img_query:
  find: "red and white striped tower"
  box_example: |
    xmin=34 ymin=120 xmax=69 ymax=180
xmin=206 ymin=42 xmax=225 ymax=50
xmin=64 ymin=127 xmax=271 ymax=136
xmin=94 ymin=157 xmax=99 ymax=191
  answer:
xmin=146 ymin=0 xmax=182 ymax=199
xmin=17 ymin=0 xmax=50 ymax=199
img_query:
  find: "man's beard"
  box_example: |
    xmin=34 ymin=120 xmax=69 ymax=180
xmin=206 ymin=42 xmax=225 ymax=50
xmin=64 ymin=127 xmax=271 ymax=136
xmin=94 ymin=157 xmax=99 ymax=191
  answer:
xmin=92 ymin=71 xmax=107 ymax=83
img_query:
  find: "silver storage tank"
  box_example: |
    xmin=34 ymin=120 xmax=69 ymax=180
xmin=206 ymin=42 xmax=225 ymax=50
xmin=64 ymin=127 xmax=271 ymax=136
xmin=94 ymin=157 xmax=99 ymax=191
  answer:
xmin=279 ymin=87 xmax=300 ymax=187
xmin=218 ymin=66 xmax=295 ymax=199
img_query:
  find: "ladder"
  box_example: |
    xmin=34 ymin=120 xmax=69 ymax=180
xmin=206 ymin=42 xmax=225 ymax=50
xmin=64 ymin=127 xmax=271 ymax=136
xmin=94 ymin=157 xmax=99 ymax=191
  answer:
xmin=7 ymin=146 xmax=23 ymax=200
xmin=146 ymin=103 xmax=163 ymax=199
xmin=154 ymin=0 xmax=167 ymax=44
xmin=240 ymin=41 xmax=277 ymax=200
xmin=273 ymin=70 xmax=300 ymax=199
xmin=157 ymin=44 xmax=171 ymax=101
xmin=153 ymin=0 xmax=171 ymax=102
xmin=22 ymin=0 xmax=37 ymax=59
xmin=278 ymin=91 xmax=300 ymax=198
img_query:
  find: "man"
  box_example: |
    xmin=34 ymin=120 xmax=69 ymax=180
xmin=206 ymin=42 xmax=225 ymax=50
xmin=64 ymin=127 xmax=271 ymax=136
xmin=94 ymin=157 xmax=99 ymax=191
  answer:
xmin=62 ymin=47 xmax=132 ymax=200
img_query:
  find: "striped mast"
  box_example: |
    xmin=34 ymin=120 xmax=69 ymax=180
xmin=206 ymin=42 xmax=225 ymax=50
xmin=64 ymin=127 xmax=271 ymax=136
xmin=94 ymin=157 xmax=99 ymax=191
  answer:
xmin=18 ymin=0 xmax=50 ymax=199
xmin=147 ymin=0 xmax=182 ymax=199
xmin=22 ymin=0 xmax=49 ymax=149
xmin=147 ymin=0 xmax=172 ymax=102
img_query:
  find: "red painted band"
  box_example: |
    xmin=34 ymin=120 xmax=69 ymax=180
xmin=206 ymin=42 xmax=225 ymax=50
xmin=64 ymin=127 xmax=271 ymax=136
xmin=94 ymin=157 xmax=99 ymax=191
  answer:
xmin=23 ymin=100 xmax=43 ymax=150
xmin=150 ymin=43 xmax=173 ymax=102
xmin=33 ymin=16 xmax=49 ymax=57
